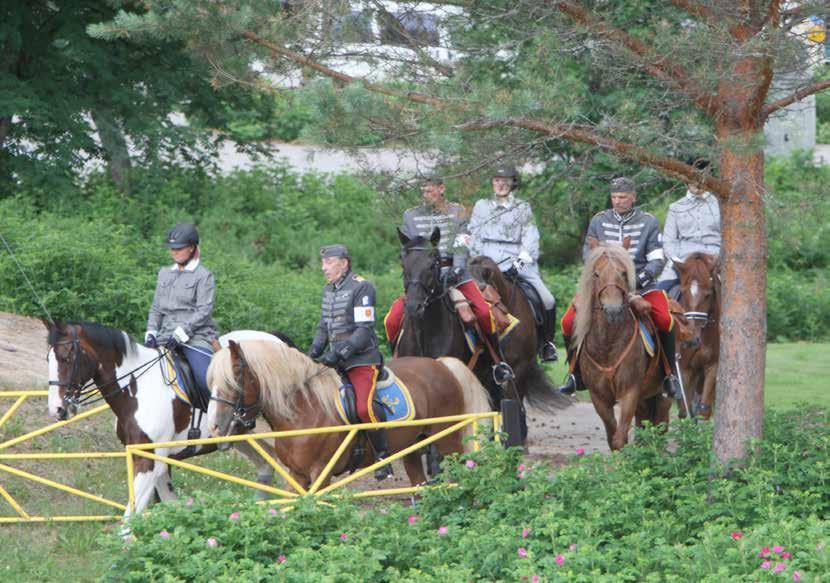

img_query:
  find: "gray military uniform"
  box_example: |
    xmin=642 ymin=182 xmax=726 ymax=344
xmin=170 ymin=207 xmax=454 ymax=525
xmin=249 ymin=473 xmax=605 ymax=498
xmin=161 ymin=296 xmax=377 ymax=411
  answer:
xmin=146 ymin=260 xmax=218 ymax=349
xmin=658 ymin=191 xmax=721 ymax=282
xmin=401 ymin=202 xmax=470 ymax=266
xmin=469 ymin=195 xmax=555 ymax=309
xmin=583 ymin=208 xmax=665 ymax=290
xmin=310 ymin=270 xmax=382 ymax=369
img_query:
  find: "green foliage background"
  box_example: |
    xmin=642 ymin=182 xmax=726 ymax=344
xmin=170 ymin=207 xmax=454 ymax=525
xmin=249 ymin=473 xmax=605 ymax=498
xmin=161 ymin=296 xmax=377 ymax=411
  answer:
xmin=0 ymin=158 xmax=828 ymax=345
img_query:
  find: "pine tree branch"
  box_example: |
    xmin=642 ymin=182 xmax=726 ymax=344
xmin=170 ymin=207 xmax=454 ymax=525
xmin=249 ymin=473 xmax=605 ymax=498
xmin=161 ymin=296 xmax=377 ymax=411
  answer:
xmin=670 ymin=1 xmax=718 ymax=27
xmin=549 ymin=1 xmax=721 ymax=117
xmin=455 ymin=117 xmax=727 ymax=194
xmin=762 ymin=79 xmax=830 ymax=118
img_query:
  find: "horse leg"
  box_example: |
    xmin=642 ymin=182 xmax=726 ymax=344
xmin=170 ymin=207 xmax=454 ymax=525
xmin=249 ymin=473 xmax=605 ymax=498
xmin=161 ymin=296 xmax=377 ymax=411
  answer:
xmin=128 ymin=458 xmax=159 ymax=518
xmin=589 ymin=391 xmax=618 ymax=450
xmin=403 ymin=453 xmax=427 ymax=486
xmin=612 ymin=391 xmax=640 ymax=450
xmin=699 ymin=365 xmax=717 ymax=420
xmin=232 ymin=440 xmax=277 ymax=500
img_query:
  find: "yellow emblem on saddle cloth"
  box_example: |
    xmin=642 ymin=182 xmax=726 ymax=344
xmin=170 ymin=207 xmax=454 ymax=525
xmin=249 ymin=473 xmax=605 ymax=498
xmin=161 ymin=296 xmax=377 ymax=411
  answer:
xmin=334 ymin=368 xmax=416 ymax=425
xmin=163 ymin=352 xmax=191 ymax=406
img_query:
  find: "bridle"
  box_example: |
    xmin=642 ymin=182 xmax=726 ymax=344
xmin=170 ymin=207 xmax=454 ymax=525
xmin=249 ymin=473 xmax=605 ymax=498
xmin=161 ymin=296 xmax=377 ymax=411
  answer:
xmin=402 ymin=246 xmax=447 ymax=313
xmin=682 ymin=276 xmax=718 ymax=328
xmin=209 ymin=346 xmax=260 ymax=433
xmin=48 ymin=327 xmax=88 ymax=409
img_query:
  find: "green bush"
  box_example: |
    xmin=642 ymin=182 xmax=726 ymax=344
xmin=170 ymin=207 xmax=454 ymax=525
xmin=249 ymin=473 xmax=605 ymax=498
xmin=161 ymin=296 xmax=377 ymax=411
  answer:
xmin=104 ymin=408 xmax=829 ymax=581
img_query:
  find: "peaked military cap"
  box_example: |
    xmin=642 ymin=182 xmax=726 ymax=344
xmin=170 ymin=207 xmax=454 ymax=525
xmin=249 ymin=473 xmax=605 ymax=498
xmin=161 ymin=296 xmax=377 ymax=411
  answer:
xmin=610 ymin=177 xmax=637 ymax=193
xmin=320 ymin=244 xmax=349 ymax=259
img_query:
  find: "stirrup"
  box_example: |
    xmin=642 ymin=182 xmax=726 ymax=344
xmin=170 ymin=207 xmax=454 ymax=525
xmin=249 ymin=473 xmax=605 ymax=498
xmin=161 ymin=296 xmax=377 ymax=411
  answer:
xmin=492 ymin=362 xmax=515 ymax=385
xmin=663 ymin=375 xmax=682 ymax=400
xmin=374 ymin=455 xmax=393 ymax=481
xmin=557 ymin=374 xmax=577 ymax=396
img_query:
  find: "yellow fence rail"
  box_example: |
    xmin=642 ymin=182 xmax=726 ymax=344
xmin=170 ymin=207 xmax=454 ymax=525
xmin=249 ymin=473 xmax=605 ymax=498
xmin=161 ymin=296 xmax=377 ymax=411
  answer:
xmin=0 ymin=391 xmax=125 ymax=524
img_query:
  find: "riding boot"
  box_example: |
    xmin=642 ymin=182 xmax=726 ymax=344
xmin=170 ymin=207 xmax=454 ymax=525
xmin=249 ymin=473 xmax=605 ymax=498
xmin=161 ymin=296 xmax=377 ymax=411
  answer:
xmin=368 ymin=400 xmax=393 ymax=481
xmin=557 ymin=335 xmax=584 ymax=395
xmin=539 ymin=308 xmax=559 ymax=362
xmin=658 ymin=328 xmax=683 ymax=400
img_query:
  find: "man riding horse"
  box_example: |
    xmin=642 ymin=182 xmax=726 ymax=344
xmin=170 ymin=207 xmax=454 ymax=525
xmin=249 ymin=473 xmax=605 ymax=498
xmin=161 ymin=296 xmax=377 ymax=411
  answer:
xmin=384 ymin=174 xmax=496 ymax=350
xmin=307 ymin=244 xmax=393 ymax=481
xmin=558 ymin=177 xmax=683 ymax=400
xmin=468 ymin=165 xmax=559 ymax=363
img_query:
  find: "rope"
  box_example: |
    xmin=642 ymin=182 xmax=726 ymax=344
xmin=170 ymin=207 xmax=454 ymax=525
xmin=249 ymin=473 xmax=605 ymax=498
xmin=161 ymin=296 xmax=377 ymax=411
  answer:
xmin=0 ymin=230 xmax=54 ymax=323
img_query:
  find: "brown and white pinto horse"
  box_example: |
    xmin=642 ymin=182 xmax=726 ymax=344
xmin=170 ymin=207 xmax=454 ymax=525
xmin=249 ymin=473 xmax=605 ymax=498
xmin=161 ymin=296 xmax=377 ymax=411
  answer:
xmin=206 ymin=340 xmax=492 ymax=488
xmin=674 ymin=252 xmax=720 ymax=419
xmin=575 ymin=242 xmax=672 ymax=450
xmin=44 ymin=320 xmax=281 ymax=519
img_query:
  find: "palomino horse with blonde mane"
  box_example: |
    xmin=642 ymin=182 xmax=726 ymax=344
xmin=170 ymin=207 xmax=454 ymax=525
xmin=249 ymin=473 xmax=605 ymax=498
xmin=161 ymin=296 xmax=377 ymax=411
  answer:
xmin=574 ymin=242 xmax=672 ymax=450
xmin=674 ymin=252 xmax=721 ymax=420
xmin=206 ymin=340 xmax=492 ymax=488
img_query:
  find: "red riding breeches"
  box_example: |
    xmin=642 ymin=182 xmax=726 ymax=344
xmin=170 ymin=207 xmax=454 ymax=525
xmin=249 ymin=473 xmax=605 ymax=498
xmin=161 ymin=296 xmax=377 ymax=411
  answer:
xmin=346 ymin=365 xmax=380 ymax=423
xmin=560 ymin=289 xmax=673 ymax=336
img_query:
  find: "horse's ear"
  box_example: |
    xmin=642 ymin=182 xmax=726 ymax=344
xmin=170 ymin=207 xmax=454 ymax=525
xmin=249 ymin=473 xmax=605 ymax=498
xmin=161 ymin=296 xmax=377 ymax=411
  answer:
xmin=587 ymin=236 xmax=600 ymax=251
xmin=40 ymin=317 xmax=54 ymax=331
xmin=430 ymin=227 xmax=441 ymax=247
xmin=397 ymin=227 xmax=410 ymax=246
xmin=673 ymin=258 xmax=686 ymax=275
xmin=227 ymin=339 xmax=241 ymax=358
xmin=622 ymin=236 xmax=631 ymax=250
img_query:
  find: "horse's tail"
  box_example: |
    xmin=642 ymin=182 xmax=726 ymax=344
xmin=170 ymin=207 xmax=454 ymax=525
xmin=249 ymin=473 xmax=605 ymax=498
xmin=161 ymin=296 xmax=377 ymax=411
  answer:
xmin=437 ymin=357 xmax=493 ymax=453
xmin=523 ymin=363 xmax=573 ymax=411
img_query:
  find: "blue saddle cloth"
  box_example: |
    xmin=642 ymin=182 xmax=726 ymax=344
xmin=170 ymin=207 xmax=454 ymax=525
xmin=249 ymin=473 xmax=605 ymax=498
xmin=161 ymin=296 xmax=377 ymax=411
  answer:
xmin=638 ymin=320 xmax=656 ymax=357
xmin=335 ymin=368 xmax=415 ymax=424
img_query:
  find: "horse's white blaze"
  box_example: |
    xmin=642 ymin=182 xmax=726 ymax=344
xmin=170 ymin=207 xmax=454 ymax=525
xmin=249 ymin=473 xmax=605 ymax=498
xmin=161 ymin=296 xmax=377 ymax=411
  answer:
xmin=47 ymin=348 xmax=62 ymax=417
xmin=690 ymin=280 xmax=700 ymax=300
xmin=206 ymin=392 xmax=219 ymax=435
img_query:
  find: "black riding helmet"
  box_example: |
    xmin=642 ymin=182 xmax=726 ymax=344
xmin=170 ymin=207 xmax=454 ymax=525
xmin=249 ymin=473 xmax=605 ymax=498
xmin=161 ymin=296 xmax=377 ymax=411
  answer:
xmin=492 ymin=164 xmax=520 ymax=189
xmin=166 ymin=223 xmax=199 ymax=249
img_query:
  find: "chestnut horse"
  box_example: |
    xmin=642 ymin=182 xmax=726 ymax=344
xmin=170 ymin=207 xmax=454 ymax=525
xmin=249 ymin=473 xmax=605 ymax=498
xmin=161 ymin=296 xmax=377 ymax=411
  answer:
xmin=674 ymin=252 xmax=720 ymax=420
xmin=44 ymin=320 xmax=282 ymax=518
xmin=575 ymin=243 xmax=672 ymax=450
xmin=206 ymin=340 xmax=492 ymax=488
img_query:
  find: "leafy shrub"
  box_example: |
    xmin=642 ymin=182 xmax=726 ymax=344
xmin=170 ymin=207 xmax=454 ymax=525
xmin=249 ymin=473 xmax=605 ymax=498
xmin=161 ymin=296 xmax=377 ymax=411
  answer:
xmin=104 ymin=408 xmax=829 ymax=581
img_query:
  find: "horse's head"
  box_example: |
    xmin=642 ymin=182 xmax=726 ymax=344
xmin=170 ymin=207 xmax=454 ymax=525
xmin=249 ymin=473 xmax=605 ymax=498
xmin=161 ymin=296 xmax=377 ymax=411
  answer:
xmin=44 ymin=320 xmax=108 ymax=421
xmin=207 ymin=340 xmax=261 ymax=448
xmin=675 ymin=253 xmax=719 ymax=349
xmin=398 ymin=227 xmax=442 ymax=319
xmin=585 ymin=238 xmax=636 ymax=324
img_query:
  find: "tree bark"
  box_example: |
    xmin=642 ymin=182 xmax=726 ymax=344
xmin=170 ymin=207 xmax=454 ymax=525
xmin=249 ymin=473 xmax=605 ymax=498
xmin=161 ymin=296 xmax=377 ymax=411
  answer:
xmin=90 ymin=106 xmax=132 ymax=194
xmin=712 ymin=56 xmax=769 ymax=465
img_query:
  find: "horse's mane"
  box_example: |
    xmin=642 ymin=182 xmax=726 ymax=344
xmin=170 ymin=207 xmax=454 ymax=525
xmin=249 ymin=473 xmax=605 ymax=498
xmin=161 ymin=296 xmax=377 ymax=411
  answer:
xmin=48 ymin=321 xmax=136 ymax=362
xmin=469 ymin=256 xmax=509 ymax=296
xmin=574 ymin=245 xmax=636 ymax=346
xmin=679 ymin=252 xmax=717 ymax=284
xmin=208 ymin=340 xmax=341 ymax=423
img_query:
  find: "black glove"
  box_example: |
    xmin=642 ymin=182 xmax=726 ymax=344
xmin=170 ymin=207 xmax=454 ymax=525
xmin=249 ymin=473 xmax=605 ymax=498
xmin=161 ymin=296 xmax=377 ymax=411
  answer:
xmin=637 ymin=271 xmax=652 ymax=288
xmin=144 ymin=334 xmax=158 ymax=349
xmin=336 ymin=343 xmax=355 ymax=362
xmin=165 ymin=336 xmax=180 ymax=350
xmin=319 ymin=350 xmax=340 ymax=368
xmin=308 ymin=344 xmax=324 ymax=360
xmin=444 ymin=266 xmax=465 ymax=286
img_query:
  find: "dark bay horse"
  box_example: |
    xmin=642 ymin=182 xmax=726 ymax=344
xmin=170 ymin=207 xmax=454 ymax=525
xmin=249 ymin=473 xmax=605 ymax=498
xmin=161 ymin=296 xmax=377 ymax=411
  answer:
xmin=44 ymin=320 xmax=281 ymax=518
xmin=207 ymin=340 xmax=492 ymax=488
xmin=674 ymin=252 xmax=721 ymax=420
xmin=575 ymin=243 xmax=672 ymax=450
xmin=396 ymin=230 xmax=569 ymax=440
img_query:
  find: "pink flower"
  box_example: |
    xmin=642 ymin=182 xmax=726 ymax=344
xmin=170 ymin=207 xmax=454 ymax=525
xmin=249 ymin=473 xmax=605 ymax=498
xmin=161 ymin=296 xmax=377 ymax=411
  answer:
xmin=793 ymin=571 xmax=802 ymax=581
xmin=437 ymin=526 xmax=448 ymax=536
xmin=408 ymin=515 xmax=418 ymax=525
xmin=773 ymin=545 xmax=785 ymax=555
xmin=278 ymin=555 xmax=286 ymax=564
xmin=575 ymin=448 xmax=585 ymax=456
xmin=569 ymin=544 xmax=578 ymax=552
xmin=159 ymin=529 xmax=170 ymax=540
xmin=268 ymin=508 xmax=278 ymax=517
xmin=518 ymin=471 xmax=526 ymax=479
xmin=731 ymin=531 xmax=744 ymax=540
xmin=761 ymin=561 xmax=772 ymax=570
xmin=465 ymin=459 xmax=477 ymax=469
xmin=759 ymin=546 xmax=771 ymax=557
xmin=229 ymin=511 xmax=240 ymax=521
xmin=782 ymin=552 xmax=792 ymax=559
xmin=206 ymin=537 xmax=217 ymax=548
xmin=518 ymin=547 xmax=528 ymax=558
xmin=774 ymin=563 xmax=786 ymax=574
xmin=517 ymin=463 xmax=526 ymax=472
xmin=522 ymin=527 xmax=530 ymax=539
xmin=185 ymin=497 xmax=194 ymax=507
xmin=555 ymin=554 xmax=566 ymax=566
xmin=531 ymin=577 xmax=540 ymax=583
xmin=340 ymin=533 xmax=348 ymax=541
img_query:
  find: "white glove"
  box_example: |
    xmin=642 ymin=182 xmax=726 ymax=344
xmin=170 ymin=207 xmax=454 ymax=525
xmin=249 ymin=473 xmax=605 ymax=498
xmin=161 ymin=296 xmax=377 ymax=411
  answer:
xmin=513 ymin=250 xmax=533 ymax=269
xmin=173 ymin=326 xmax=190 ymax=344
xmin=453 ymin=233 xmax=472 ymax=249
xmin=144 ymin=331 xmax=157 ymax=344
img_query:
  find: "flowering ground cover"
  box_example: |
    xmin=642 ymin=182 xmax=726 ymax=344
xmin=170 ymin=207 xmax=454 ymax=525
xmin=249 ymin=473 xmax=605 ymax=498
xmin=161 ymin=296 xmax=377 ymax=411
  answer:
xmin=102 ymin=408 xmax=828 ymax=582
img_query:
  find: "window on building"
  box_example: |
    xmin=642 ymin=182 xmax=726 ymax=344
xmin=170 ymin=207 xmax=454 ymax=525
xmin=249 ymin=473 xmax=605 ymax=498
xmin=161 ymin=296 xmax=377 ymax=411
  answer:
xmin=378 ymin=11 xmax=440 ymax=47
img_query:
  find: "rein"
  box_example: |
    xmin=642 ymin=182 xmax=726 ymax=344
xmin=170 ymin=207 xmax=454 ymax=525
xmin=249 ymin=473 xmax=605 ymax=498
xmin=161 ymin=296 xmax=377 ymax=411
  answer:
xmin=210 ymin=347 xmax=260 ymax=432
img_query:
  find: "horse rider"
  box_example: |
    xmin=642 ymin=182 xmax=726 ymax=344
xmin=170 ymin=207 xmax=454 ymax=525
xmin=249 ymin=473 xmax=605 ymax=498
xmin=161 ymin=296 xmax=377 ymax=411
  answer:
xmin=144 ymin=223 xmax=218 ymax=397
xmin=307 ymin=244 xmax=393 ymax=481
xmin=557 ymin=177 xmax=683 ymax=400
xmin=657 ymin=160 xmax=721 ymax=295
xmin=468 ymin=164 xmax=559 ymax=363
xmin=384 ymin=174 xmax=496 ymax=348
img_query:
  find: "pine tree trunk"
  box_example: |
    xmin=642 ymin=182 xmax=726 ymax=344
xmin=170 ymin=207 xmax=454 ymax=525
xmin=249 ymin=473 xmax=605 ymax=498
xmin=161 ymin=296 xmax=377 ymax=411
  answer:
xmin=91 ymin=107 xmax=132 ymax=194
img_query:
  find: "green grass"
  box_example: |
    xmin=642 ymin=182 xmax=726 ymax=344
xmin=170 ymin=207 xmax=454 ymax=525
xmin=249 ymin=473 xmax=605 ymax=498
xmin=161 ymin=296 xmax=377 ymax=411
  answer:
xmin=0 ymin=342 xmax=827 ymax=582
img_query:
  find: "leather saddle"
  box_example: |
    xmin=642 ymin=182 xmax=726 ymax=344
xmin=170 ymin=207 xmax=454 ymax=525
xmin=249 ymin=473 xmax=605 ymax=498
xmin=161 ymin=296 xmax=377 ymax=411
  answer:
xmin=169 ymin=348 xmax=212 ymax=412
